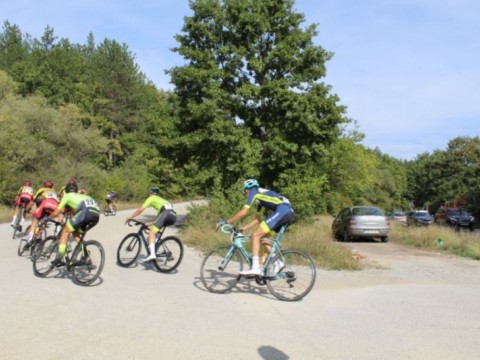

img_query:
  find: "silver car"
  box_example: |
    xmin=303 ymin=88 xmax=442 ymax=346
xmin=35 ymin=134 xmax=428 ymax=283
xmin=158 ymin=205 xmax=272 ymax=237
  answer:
xmin=332 ymin=206 xmax=390 ymax=242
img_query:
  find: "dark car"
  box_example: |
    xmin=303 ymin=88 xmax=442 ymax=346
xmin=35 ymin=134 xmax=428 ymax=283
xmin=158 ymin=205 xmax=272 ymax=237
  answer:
xmin=332 ymin=206 xmax=390 ymax=242
xmin=406 ymin=210 xmax=433 ymax=226
xmin=388 ymin=211 xmax=407 ymax=224
xmin=434 ymin=207 xmax=475 ymax=231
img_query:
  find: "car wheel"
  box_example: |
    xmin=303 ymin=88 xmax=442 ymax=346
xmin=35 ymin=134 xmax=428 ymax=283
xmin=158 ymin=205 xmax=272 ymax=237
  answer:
xmin=381 ymin=236 xmax=389 ymax=243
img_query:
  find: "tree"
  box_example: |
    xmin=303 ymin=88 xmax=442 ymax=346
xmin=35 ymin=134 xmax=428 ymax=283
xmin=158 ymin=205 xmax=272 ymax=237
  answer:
xmin=168 ymin=0 xmax=349 ymax=198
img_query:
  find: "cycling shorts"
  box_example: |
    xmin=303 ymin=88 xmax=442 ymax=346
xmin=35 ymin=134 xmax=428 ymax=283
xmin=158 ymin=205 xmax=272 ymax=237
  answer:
xmin=16 ymin=194 xmax=33 ymax=207
xmin=151 ymin=210 xmax=176 ymax=233
xmin=33 ymin=198 xmax=58 ymax=219
xmin=261 ymin=204 xmax=295 ymax=233
xmin=67 ymin=202 xmax=100 ymax=233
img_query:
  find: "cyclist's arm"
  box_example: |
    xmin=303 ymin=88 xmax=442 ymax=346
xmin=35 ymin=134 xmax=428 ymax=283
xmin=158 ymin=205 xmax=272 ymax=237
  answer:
xmin=227 ymin=206 xmax=250 ymax=224
xmin=126 ymin=207 xmax=144 ymax=221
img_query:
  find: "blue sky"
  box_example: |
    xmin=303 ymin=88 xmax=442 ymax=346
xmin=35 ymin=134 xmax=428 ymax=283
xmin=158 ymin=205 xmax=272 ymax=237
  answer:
xmin=3 ymin=0 xmax=480 ymax=160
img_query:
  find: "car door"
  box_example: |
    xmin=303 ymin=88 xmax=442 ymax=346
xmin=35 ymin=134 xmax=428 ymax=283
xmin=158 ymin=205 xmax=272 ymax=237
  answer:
xmin=333 ymin=208 xmax=348 ymax=238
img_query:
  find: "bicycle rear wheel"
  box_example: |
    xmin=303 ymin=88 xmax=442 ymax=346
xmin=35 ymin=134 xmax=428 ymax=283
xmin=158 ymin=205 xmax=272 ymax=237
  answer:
xmin=70 ymin=240 xmax=105 ymax=286
xmin=117 ymin=233 xmax=142 ymax=267
xmin=12 ymin=210 xmax=23 ymax=239
xmin=103 ymin=204 xmax=110 ymax=216
xmin=266 ymin=250 xmax=316 ymax=301
xmin=153 ymin=236 xmax=184 ymax=273
xmin=200 ymin=245 xmax=244 ymax=294
xmin=33 ymin=236 xmax=58 ymax=277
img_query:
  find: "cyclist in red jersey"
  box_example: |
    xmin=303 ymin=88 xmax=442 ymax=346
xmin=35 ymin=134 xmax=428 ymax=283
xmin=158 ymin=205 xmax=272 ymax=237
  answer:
xmin=25 ymin=187 xmax=61 ymax=249
xmin=11 ymin=180 xmax=34 ymax=231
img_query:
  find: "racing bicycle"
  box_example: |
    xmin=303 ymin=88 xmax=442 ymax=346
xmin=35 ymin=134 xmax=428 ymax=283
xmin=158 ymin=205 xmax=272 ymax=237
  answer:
xmin=200 ymin=222 xmax=316 ymax=301
xmin=12 ymin=202 xmax=29 ymax=239
xmin=117 ymin=219 xmax=183 ymax=273
xmin=32 ymin=220 xmax=105 ymax=286
xmin=104 ymin=203 xmax=117 ymax=216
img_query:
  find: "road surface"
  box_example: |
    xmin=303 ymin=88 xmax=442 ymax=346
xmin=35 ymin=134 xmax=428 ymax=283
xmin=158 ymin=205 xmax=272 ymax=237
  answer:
xmin=1 ymin=202 xmax=480 ymax=359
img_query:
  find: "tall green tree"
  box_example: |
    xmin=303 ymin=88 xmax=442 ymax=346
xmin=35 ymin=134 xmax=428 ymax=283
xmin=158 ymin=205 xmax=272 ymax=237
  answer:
xmin=0 ymin=21 xmax=30 ymax=71
xmin=168 ymin=0 xmax=349 ymax=200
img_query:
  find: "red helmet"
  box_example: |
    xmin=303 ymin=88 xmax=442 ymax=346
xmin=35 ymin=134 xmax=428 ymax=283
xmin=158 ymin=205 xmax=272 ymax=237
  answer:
xmin=43 ymin=180 xmax=54 ymax=188
xmin=68 ymin=178 xmax=77 ymax=185
xmin=25 ymin=180 xmax=32 ymax=186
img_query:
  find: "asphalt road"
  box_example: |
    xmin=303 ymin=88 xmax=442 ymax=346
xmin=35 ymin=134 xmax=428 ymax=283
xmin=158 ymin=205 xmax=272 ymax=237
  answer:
xmin=1 ymin=202 xmax=480 ymax=360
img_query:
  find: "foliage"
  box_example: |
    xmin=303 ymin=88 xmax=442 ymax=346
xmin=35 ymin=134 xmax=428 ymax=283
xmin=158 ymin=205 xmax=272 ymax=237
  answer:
xmin=168 ymin=0 xmax=349 ymax=203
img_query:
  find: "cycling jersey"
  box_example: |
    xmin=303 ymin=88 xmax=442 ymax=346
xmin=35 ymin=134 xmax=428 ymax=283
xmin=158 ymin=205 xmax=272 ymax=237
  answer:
xmin=58 ymin=193 xmax=98 ymax=212
xmin=142 ymin=195 xmax=173 ymax=213
xmin=33 ymin=187 xmax=57 ymax=206
xmin=244 ymin=188 xmax=291 ymax=211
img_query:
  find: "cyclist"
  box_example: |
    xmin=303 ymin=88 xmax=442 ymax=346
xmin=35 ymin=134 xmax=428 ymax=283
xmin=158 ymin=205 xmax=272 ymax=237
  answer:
xmin=25 ymin=187 xmax=61 ymax=249
xmin=126 ymin=187 xmax=176 ymax=262
xmin=11 ymin=180 xmax=35 ymax=231
xmin=46 ymin=182 xmax=100 ymax=267
xmin=32 ymin=180 xmax=55 ymax=207
xmin=105 ymin=191 xmax=118 ymax=212
xmin=216 ymin=179 xmax=295 ymax=275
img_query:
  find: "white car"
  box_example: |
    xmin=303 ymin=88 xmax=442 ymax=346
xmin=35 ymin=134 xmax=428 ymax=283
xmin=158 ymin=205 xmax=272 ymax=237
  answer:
xmin=332 ymin=206 xmax=390 ymax=242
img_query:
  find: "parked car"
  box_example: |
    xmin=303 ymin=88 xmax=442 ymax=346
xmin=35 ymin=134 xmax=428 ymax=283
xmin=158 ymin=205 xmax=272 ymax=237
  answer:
xmin=388 ymin=211 xmax=407 ymax=224
xmin=434 ymin=207 xmax=475 ymax=231
xmin=332 ymin=206 xmax=390 ymax=242
xmin=406 ymin=210 xmax=433 ymax=226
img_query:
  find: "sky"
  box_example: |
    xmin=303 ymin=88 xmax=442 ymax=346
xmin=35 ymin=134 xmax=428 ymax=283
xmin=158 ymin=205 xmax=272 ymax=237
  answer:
xmin=2 ymin=0 xmax=480 ymax=160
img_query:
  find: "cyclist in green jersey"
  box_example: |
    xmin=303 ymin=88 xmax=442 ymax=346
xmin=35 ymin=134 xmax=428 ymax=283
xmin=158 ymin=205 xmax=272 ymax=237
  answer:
xmin=46 ymin=182 xmax=100 ymax=267
xmin=126 ymin=187 xmax=176 ymax=262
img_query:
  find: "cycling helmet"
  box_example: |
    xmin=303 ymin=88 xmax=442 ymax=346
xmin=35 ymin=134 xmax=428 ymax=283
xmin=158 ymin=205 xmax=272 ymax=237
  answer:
xmin=243 ymin=179 xmax=259 ymax=190
xmin=43 ymin=180 xmax=54 ymax=188
xmin=65 ymin=182 xmax=79 ymax=193
xmin=25 ymin=180 xmax=32 ymax=186
xmin=149 ymin=187 xmax=160 ymax=195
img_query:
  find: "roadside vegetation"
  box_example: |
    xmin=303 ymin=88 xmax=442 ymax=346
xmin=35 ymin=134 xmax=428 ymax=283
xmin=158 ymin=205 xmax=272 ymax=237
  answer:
xmin=390 ymin=223 xmax=480 ymax=260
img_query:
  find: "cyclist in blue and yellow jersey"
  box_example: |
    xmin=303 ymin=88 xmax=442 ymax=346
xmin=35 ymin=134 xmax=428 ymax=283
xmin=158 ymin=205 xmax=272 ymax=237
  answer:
xmin=46 ymin=182 xmax=100 ymax=267
xmin=126 ymin=187 xmax=176 ymax=262
xmin=216 ymin=179 xmax=295 ymax=275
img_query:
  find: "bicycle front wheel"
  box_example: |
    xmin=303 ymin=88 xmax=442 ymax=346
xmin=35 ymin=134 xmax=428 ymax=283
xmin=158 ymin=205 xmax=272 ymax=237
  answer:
xmin=18 ymin=238 xmax=28 ymax=256
xmin=33 ymin=236 xmax=58 ymax=277
xmin=200 ymin=245 xmax=244 ymax=294
xmin=111 ymin=204 xmax=117 ymax=216
xmin=266 ymin=250 xmax=316 ymax=301
xmin=117 ymin=233 xmax=142 ymax=267
xmin=70 ymin=240 xmax=105 ymax=286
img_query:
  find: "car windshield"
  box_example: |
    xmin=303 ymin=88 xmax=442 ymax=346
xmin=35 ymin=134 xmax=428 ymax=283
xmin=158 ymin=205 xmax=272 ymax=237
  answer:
xmin=447 ymin=209 xmax=470 ymax=216
xmin=415 ymin=211 xmax=430 ymax=216
xmin=353 ymin=207 xmax=384 ymax=216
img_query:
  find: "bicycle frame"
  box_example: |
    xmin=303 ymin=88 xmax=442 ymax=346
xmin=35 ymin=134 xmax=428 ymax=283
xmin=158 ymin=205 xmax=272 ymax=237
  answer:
xmin=128 ymin=220 xmax=168 ymax=255
xmin=221 ymin=223 xmax=289 ymax=279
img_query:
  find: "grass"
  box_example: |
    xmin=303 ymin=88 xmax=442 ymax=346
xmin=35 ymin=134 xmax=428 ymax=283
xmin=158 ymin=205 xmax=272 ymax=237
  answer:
xmin=390 ymin=222 xmax=480 ymax=260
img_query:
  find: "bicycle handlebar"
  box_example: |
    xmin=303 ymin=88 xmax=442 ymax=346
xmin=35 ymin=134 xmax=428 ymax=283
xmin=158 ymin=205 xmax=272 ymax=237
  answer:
xmin=126 ymin=218 xmax=147 ymax=228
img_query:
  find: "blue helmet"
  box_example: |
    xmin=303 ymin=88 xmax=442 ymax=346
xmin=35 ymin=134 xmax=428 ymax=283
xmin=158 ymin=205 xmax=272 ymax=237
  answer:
xmin=243 ymin=179 xmax=259 ymax=190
